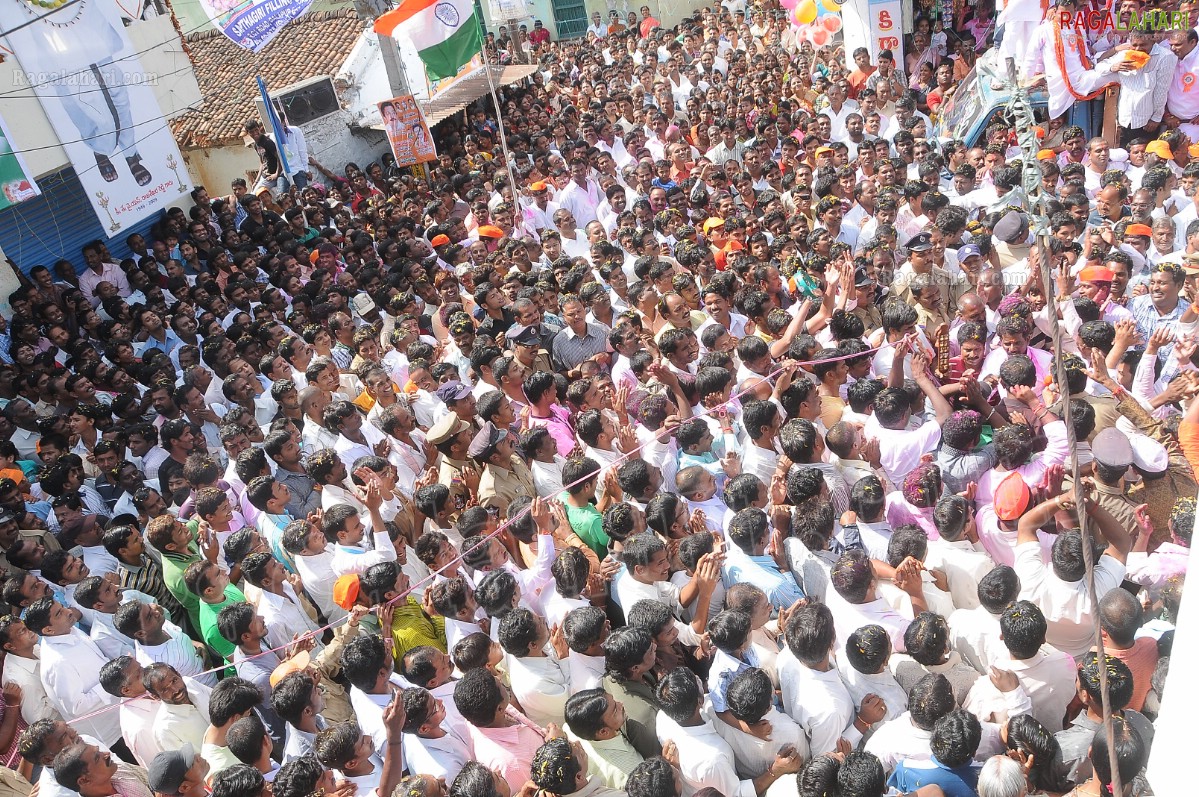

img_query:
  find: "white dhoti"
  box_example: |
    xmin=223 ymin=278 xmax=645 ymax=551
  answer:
xmin=998 ymin=0 xmax=1049 ymax=74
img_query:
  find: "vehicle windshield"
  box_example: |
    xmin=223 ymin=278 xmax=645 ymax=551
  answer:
xmin=935 ymin=51 xmax=1025 ymax=142
xmin=939 ymin=68 xmax=983 ymax=141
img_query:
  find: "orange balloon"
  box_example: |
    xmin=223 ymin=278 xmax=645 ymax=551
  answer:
xmin=821 ymin=14 xmax=842 ymax=32
xmin=809 ymin=26 xmax=830 ymax=45
xmin=795 ymin=0 xmax=818 ymax=24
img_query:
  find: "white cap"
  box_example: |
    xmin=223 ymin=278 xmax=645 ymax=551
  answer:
xmin=1129 ymin=433 xmax=1168 ymax=474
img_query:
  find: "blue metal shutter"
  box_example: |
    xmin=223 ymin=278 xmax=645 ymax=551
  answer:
xmin=0 ymin=167 xmax=163 ymax=277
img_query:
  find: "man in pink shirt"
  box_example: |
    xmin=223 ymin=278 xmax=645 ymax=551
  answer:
xmin=453 ymin=668 xmax=549 ymax=792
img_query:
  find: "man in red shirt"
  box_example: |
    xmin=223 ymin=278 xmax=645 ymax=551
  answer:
xmin=846 ymin=47 xmax=877 ymax=99
xmin=529 ymin=19 xmax=550 ymax=47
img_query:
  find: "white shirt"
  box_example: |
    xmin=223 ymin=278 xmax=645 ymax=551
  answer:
xmin=870 ymin=417 xmax=941 ymax=487
xmin=506 ymin=652 xmax=570 ymax=727
xmin=825 ymin=588 xmax=913 ymax=655
xmin=839 ymin=666 xmax=908 ymax=725
xmin=775 ymin=652 xmax=862 ymax=756
xmin=156 ymin=697 xmax=210 ymax=753
xmin=740 ymin=441 xmax=780 ymax=485
xmin=612 ymin=571 xmax=682 ymax=615
xmin=569 ymin=653 xmax=606 ymax=694
xmin=303 ymin=420 xmax=339 ymax=454
xmin=331 ymin=530 xmax=398 ymax=578
xmin=37 ymin=734 xmax=106 ymax=797
xmin=135 ymin=620 xmax=217 ymax=687
xmin=1014 ymin=541 xmax=1124 ymax=658
xmin=544 ymin=590 xmax=589 ymax=629
xmin=1024 ymin=21 xmax=1117 ymax=118
xmin=295 ymin=546 xmax=346 ymax=623
xmin=39 ymin=628 xmax=123 ymax=746
xmin=350 ymin=673 xmax=413 ymax=753
xmin=926 ymin=539 xmax=994 ymax=610
xmin=2 ymin=650 xmax=60 ymax=725
xmin=964 ymin=647 xmax=1077 ymax=733
xmin=712 ymin=706 xmax=809 ymax=779
xmin=558 ymin=179 xmax=604 ymax=226
xmin=821 ymin=101 xmax=861 ymax=140
xmin=88 ymin=609 xmax=136 ymax=660
xmin=259 ymin=582 xmax=322 ymax=652
xmin=119 ymin=695 xmax=162 ymax=767
xmin=948 ymin=606 xmax=1005 ymax=675
xmin=403 ymin=728 xmax=472 ymax=783
xmin=865 ymin=700 xmax=1016 ymax=774
xmin=334 ymin=423 xmax=388 ymax=474
xmin=531 ymin=455 xmax=567 ymax=497
xmin=656 ymin=706 xmax=756 ymax=797
xmin=1168 ymin=37 xmax=1199 ymax=120
xmin=77 ymin=544 xmax=120 ymax=577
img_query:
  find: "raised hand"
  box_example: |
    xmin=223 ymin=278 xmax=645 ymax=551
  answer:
xmin=771 ymin=744 xmax=803 ymax=775
xmin=989 ymin=666 xmax=1020 ymax=693
xmin=1146 ymin=325 xmax=1175 ymax=356
xmin=383 ymin=690 xmax=408 ymax=740
xmin=911 ymin=350 xmax=931 ymax=379
xmin=460 ymin=466 xmax=481 ymax=494
xmin=618 ymin=423 xmax=639 ymax=454
xmin=858 ymin=693 xmax=886 ymax=724
xmin=550 ymin=622 xmax=570 ymax=659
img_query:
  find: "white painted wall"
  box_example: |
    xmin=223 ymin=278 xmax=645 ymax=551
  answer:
xmin=184 ymin=112 xmax=390 ymax=193
xmin=0 ymin=15 xmax=203 ymax=179
xmin=297 ymin=110 xmax=391 ymax=178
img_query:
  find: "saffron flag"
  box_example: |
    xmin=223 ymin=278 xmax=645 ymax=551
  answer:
xmin=374 ymin=0 xmax=483 ymax=81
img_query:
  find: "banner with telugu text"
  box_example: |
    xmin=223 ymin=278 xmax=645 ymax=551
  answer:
xmin=0 ymin=0 xmax=190 ymax=233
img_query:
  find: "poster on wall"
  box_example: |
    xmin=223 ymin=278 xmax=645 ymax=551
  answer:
xmin=835 ymin=0 xmax=904 ymax=69
xmin=0 ymin=0 xmax=190 ymax=234
xmin=198 ymin=0 xmax=315 ymax=52
xmin=0 ymin=114 xmax=40 ymax=212
xmin=379 ymin=96 xmax=437 ymax=167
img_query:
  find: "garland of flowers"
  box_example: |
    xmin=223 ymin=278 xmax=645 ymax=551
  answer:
xmin=1052 ymin=14 xmax=1109 ymax=103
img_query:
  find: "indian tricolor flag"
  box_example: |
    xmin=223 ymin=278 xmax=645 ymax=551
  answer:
xmin=374 ymin=0 xmax=483 ymax=81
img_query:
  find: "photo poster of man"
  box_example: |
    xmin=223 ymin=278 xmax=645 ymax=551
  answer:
xmin=379 ymin=96 xmax=437 ymax=168
xmin=0 ymin=0 xmax=191 ymax=233
xmin=0 ymin=113 xmax=40 ymax=212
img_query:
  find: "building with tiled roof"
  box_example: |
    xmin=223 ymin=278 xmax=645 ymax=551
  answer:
xmin=171 ymin=8 xmax=391 ymax=190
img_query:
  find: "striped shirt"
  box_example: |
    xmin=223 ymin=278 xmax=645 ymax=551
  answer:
xmin=1130 ymin=293 xmax=1185 ymax=360
xmin=551 ymin=322 xmax=611 ymax=372
xmin=1100 ymin=45 xmax=1176 ymax=129
xmin=119 ymin=556 xmax=179 ymax=618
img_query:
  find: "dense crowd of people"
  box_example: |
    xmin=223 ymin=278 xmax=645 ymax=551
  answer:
xmin=0 ymin=2 xmax=1192 ymax=797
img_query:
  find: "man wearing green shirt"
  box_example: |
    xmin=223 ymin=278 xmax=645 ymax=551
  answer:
xmin=184 ymin=559 xmax=248 ymax=661
xmin=559 ymin=457 xmax=622 ymax=559
xmin=147 ymin=514 xmax=220 ymax=635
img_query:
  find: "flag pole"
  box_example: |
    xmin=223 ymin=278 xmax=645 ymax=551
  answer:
xmin=476 ymin=16 xmax=522 ymax=210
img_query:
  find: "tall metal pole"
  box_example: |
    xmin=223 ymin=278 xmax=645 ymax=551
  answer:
xmin=1005 ymin=57 xmax=1122 ymax=797
xmin=478 ymin=23 xmax=522 ymax=205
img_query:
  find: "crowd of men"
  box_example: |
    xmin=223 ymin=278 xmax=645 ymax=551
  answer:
xmin=0 ymin=2 xmax=1191 ymax=797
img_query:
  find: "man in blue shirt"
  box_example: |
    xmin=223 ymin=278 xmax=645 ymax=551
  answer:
xmin=723 ymin=507 xmax=804 ymax=614
xmin=888 ymin=708 xmax=982 ymax=797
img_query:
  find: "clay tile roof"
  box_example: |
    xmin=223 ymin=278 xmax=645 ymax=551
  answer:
xmin=172 ymin=9 xmax=367 ymax=149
